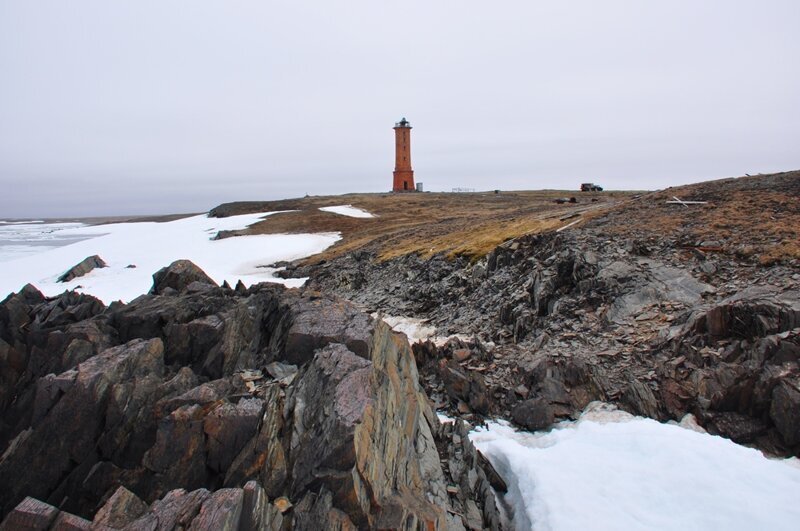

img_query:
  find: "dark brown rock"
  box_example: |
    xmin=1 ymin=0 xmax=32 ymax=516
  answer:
xmin=511 ymin=398 xmax=555 ymax=431
xmin=282 ymin=296 xmax=373 ymax=365
xmin=50 ymin=512 xmax=92 ymax=530
xmin=92 ymin=486 xmax=147 ymax=529
xmin=0 ymin=497 xmax=59 ymax=531
xmin=57 ymin=255 xmax=107 ymax=283
xmin=203 ymin=398 xmax=264 ymax=474
xmin=150 ymin=260 xmax=217 ymax=295
xmin=771 ymin=380 xmax=800 ymax=447
xmin=188 ymin=488 xmax=243 ymax=531
xmin=438 ymin=359 xmax=490 ymax=415
xmin=240 ymin=481 xmax=283 ymax=531
xmin=224 ymin=386 xmax=287 ymax=497
xmin=129 ymin=488 xmax=210 ymax=531
xmin=0 ymin=275 xmax=502 ymax=527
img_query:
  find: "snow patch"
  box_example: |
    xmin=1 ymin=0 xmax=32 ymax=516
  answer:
xmin=319 ymin=205 xmax=375 ymax=218
xmin=437 ymin=412 xmax=455 ymax=424
xmin=471 ymin=402 xmax=800 ymax=531
xmin=374 ymin=312 xmax=475 ymax=346
xmin=375 ymin=313 xmax=437 ymax=342
xmin=0 ymin=212 xmax=340 ymax=304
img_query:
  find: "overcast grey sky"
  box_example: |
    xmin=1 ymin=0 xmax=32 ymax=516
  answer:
xmin=1 ymin=1 xmax=798 ymax=217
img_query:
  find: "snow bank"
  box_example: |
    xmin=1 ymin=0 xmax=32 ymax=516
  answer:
xmin=374 ymin=312 xmax=476 ymax=346
xmin=471 ymin=403 xmax=800 ymax=531
xmin=374 ymin=313 xmax=437 ymax=342
xmin=0 ymin=212 xmax=340 ymax=304
xmin=319 ymin=205 xmax=375 ymax=218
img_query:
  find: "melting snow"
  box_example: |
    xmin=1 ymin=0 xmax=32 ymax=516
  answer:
xmin=319 ymin=205 xmax=375 ymax=218
xmin=470 ymin=403 xmax=800 ymax=531
xmin=0 ymin=212 xmax=340 ymax=304
xmin=375 ymin=313 xmax=437 ymax=342
xmin=375 ymin=312 xmax=476 ymax=346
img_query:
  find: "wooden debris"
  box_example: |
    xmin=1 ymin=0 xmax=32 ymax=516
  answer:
xmin=556 ymin=218 xmax=582 ymax=232
xmin=666 ymin=196 xmax=708 ymax=206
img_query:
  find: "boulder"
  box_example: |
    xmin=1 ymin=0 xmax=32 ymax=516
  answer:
xmin=150 ymin=260 xmax=217 ymax=295
xmin=511 ymin=398 xmax=555 ymax=431
xmin=57 ymin=255 xmax=107 ymax=283
xmin=438 ymin=359 xmax=490 ymax=415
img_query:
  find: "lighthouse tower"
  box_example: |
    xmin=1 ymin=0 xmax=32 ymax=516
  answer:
xmin=392 ymin=118 xmax=415 ymax=192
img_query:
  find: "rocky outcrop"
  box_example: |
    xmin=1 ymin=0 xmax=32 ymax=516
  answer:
xmin=296 ymin=207 xmax=800 ymax=458
xmin=643 ymin=289 xmax=800 ymax=454
xmin=57 ymin=255 xmax=107 ymax=283
xmin=149 ymin=259 xmax=217 ymax=295
xmin=0 ymin=262 xmax=504 ymax=528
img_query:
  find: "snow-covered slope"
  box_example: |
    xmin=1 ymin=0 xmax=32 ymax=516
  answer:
xmin=471 ymin=403 xmax=800 ymax=531
xmin=0 ymin=212 xmax=340 ymax=304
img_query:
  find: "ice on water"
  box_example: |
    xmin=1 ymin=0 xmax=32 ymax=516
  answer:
xmin=0 ymin=212 xmax=340 ymax=303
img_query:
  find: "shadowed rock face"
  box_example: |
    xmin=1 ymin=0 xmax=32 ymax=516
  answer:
xmin=0 ymin=262 xmax=503 ymax=529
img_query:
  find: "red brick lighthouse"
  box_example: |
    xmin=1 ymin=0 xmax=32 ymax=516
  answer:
xmin=392 ymin=117 xmax=415 ymax=192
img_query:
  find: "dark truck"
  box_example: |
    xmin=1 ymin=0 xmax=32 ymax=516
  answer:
xmin=580 ymin=183 xmax=603 ymax=192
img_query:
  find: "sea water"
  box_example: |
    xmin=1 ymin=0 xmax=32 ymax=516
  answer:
xmin=0 ymin=221 xmax=95 ymax=263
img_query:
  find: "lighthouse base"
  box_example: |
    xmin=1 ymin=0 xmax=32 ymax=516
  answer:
xmin=392 ymin=170 xmax=415 ymax=192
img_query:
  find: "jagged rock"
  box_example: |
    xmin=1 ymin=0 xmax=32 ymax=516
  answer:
xmin=622 ymin=379 xmax=661 ymax=419
xmin=150 ymin=260 xmax=217 ymax=295
xmin=0 ymin=275 xmax=501 ymax=527
xmin=771 ymin=380 xmax=800 ymax=447
xmin=0 ymin=497 xmax=59 ymax=530
xmin=224 ymin=386 xmax=287 ymax=497
xmin=0 ymin=338 xmax=165 ymax=517
xmin=203 ymin=398 xmax=264 ymax=474
xmin=92 ymin=486 xmax=148 ymax=529
xmin=438 ymin=359 xmax=490 ymax=415
xmin=50 ymin=511 xmax=92 ymax=530
xmin=293 ymin=490 xmax=355 ymax=531
xmin=282 ymin=296 xmax=372 ymax=364
xmin=435 ymin=420 xmax=504 ymax=531
xmin=129 ymin=488 xmax=210 ymax=530
xmin=57 ymin=255 xmax=107 ymax=283
xmin=189 ymin=488 xmax=243 ymax=530
xmin=240 ymin=481 xmax=283 ymax=531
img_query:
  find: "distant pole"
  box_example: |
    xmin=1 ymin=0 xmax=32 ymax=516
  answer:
xmin=392 ymin=118 xmax=415 ymax=192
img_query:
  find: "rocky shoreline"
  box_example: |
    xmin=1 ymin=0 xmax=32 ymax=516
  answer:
xmin=0 ymin=261 xmax=504 ymax=529
xmin=291 ymin=174 xmax=800 ymax=458
xmin=1 ymin=171 xmax=798 ymax=529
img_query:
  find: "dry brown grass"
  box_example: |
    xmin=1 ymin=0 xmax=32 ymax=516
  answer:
xmin=595 ymin=171 xmax=800 ymax=264
xmin=210 ymin=171 xmax=798 ymax=265
xmin=212 ymin=190 xmax=627 ymax=263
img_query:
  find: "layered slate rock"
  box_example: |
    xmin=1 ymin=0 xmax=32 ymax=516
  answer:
xmin=645 ymin=288 xmax=800 ymax=454
xmin=0 ymin=261 xmax=504 ymax=529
